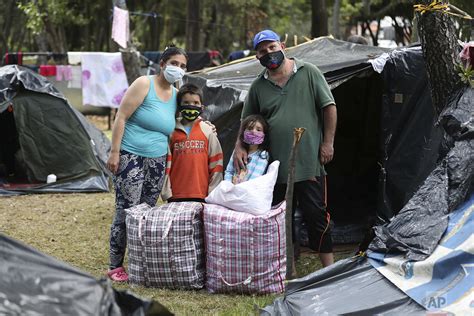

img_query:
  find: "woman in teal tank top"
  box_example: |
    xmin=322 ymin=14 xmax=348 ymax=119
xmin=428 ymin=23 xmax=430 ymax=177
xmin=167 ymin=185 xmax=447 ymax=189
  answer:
xmin=105 ymin=47 xmax=188 ymax=282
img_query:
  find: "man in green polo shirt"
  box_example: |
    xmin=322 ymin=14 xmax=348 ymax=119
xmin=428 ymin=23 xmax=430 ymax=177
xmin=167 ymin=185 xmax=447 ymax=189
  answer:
xmin=234 ymin=29 xmax=337 ymax=267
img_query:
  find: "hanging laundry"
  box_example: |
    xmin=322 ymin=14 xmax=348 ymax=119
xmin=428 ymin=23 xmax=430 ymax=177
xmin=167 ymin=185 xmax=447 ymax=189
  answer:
xmin=39 ymin=65 xmax=57 ymax=77
xmin=51 ymin=53 xmax=67 ymax=63
xmin=3 ymin=52 xmax=23 ymax=65
xmin=67 ymin=66 xmax=82 ymax=89
xmin=81 ymin=52 xmax=129 ymax=108
xmin=56 ymin=65 xmax=73 ymax=81
xmin=111 ymin=6 xmax=130 ymax=48
xmin=67 ymin=52 xmax=82 ymax=65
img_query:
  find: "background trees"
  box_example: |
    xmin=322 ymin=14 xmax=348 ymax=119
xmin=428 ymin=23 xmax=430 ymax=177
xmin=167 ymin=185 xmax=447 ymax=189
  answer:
xmin=0 ymin=0 xmax=472 ymax=60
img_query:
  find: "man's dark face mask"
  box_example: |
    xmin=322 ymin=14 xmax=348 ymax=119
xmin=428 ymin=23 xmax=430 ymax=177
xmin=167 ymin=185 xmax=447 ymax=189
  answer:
xmin=258 ymin=50 xmax=284 ymax=70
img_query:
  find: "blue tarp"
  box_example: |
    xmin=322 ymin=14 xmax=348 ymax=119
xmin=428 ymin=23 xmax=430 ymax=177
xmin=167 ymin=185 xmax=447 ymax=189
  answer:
xmin=368 ymin=194 xmax=474 ymax=313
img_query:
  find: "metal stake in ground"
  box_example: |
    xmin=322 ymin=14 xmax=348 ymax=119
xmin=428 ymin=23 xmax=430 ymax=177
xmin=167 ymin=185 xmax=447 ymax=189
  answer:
xmin=285 ymin=127 xmax=305 ymax=280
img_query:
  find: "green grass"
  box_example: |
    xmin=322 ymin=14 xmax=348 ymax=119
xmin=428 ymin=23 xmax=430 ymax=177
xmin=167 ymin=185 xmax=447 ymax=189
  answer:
xmin=0 ymin=192 xmax=356 ymax=315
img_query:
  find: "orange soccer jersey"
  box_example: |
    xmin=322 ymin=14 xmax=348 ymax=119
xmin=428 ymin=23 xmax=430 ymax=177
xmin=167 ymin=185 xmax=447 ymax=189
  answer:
xmin=161 ymin=119 xmax=223 ymax=200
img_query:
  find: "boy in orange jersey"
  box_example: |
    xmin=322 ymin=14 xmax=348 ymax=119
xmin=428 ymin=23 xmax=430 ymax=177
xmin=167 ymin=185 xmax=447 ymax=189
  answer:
xmin=161 ymin=83 xmax=223 ymax=202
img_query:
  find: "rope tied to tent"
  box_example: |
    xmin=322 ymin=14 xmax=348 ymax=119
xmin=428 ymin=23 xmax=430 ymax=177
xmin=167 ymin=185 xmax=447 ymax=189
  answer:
xmin=414 ymin=0 xmax=473 ymax=20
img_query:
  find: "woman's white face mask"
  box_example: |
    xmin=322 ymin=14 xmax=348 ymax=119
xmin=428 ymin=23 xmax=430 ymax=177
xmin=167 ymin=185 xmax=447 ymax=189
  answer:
xmin=163 ymin=65 xmax=185 ymax=84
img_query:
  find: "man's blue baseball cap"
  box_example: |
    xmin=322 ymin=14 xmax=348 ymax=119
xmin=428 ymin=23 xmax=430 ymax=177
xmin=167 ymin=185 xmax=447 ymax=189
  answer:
xmin=253 ymin=30 xmax=280 ymax=50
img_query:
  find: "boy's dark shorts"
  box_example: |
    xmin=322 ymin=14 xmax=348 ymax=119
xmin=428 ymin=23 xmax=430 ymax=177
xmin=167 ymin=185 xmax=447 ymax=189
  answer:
xmin=272 ymin=177 xmax=333 ymax=254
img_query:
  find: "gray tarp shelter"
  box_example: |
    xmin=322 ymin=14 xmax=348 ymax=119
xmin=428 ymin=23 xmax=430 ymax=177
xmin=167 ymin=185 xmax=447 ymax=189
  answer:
xmin=261 ymin=256 xmax=426 ymax=315
xmin=0 ymin=65 xmax=110 ymax=195
xmin=185 ymin=38 xmax=442 ymax=234
xmin=0 ymin=233 xmax=172 ymax=315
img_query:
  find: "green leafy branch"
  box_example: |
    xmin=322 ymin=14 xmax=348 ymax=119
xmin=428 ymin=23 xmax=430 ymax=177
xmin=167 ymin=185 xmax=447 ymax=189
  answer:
xmin=456 ymin=63 xmax=474 ymax=87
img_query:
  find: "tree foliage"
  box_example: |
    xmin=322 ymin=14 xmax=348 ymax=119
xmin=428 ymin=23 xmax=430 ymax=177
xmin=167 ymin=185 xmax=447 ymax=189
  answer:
xmin=18 ymin=0 xmax=88 ymax=34
xmin=330 ymin=0 xmax=472 ymax=46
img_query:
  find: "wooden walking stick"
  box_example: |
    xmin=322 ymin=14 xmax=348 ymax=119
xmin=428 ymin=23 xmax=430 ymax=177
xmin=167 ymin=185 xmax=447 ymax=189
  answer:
xmin=285 ymin=127 xmax=305 ymax=280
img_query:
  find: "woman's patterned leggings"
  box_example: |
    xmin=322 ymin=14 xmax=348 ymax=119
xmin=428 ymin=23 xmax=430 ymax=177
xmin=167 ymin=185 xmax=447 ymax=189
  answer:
xmin=109 ymin=150 xmax=166 ymax=269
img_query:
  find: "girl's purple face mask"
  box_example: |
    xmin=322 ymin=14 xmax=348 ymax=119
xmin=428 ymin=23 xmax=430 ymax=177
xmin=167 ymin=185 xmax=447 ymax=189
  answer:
xmin=243 ymin=130 xmax=265 ymax=145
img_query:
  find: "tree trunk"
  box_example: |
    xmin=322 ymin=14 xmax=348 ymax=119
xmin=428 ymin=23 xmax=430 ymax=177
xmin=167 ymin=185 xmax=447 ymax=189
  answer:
xmin=14 ymin=26 xmax=26 ymax=52
xmin=121 ymin=52 xmax=142 ymax=84
xmin=155 ymin=15 xmax=162 ymax=50
xmin=416 ymin=0 xmax=463 ymax=116
xmin=0 ymin=32 xmax=8 ymax=58
xmin=34 ymin=2 xmax=67 ymax=58
xmin=366 ymin=19 xmax=380 ymax=46
xmin=150 ymin=2 xmax=161 ymax=50
xmin=203 ymin=3 xmax=217 ymax=49
xmin=162 ymin=3 xmax=172 ymax=46
xmin=35 ymin=32 xmax=49 ymax=65
xmin=1 ymin=0 xmax=16 ymax=58
xmin=311 ymin=0 xmax=328 ymax=38
xmin=363 ymin=0 xmax=370 ymax=17
xmin=186 ymin=0 xmax=201 ymax=51
xmin=85 ymin=2 xmax=91 ymax=51
xmin=332 ymin=0 xmax=341 ymax=39
xmin=392 ymin=16 xmax=411 ymax=46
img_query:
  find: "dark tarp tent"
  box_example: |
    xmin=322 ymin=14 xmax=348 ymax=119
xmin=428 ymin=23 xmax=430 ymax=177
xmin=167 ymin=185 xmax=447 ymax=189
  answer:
xmin=0 ymin=65 xmax=110 ymax=195
xmin=0 ymin=233 xmax=172 ymax=316
xmin=262 ymin=84 xmax=473 ymax=314
xmin=185 ymin=38 xmax=443 ymax=240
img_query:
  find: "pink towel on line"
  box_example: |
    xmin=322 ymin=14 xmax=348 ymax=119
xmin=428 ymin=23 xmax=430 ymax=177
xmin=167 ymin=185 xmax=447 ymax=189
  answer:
xmin=56 ymin=65 xmax=72 ymax=81
xmin=112 ymin=6 xmax=130 ymax=48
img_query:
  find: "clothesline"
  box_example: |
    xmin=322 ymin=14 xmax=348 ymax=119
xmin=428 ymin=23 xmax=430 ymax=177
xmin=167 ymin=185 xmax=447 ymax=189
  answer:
xmin=13 ymin=52 xmax=67 ymax=56
xmin=3 ymin=51 xmax=157 ymax=67
xmin=3 ymin=50 xmax=223 ymax=72
xmin=116 ymin=9 xmax=232 ymax=29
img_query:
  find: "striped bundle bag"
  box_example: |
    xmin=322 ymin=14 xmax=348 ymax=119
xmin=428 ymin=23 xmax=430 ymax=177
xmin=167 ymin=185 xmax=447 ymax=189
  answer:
xmin=203 ymin=201 xmax=286 ymax=294
xmin=126 ymin=202 xmax=205 ymax=289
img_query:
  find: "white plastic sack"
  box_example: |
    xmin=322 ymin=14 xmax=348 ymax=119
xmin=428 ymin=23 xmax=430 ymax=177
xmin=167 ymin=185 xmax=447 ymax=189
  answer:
xmin=205 ymin=160 xmax=279 ymax=215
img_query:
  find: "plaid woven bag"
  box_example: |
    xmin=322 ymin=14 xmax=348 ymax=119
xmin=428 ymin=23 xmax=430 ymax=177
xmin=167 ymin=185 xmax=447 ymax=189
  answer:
xmin=126 ymin=202 xmax=205 ymax=289
xmin=203 ymin=202 xmax=286 ymax=294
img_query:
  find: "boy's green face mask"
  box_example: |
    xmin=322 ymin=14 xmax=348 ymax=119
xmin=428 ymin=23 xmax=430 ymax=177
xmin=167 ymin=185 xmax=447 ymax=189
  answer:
xmin=179 ymin=105 xmax=202 ymax=121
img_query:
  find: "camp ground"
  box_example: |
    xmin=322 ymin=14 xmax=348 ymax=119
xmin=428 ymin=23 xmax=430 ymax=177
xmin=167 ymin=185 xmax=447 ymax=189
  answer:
xmin=1 ymin=31 xmax=472 ymax=315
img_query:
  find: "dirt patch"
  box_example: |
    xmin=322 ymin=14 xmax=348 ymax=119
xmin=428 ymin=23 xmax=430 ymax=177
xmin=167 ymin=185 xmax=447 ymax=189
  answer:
xmin=86 ymin=114 xmax=115 ymax=131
